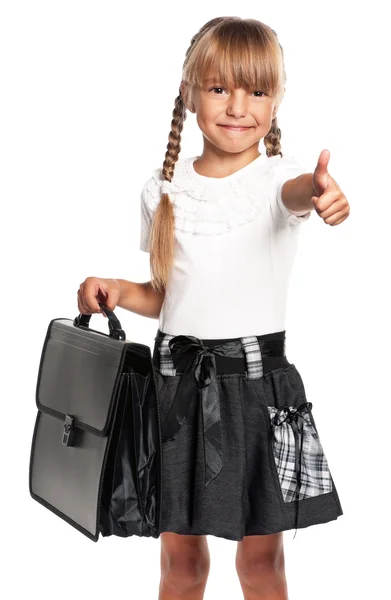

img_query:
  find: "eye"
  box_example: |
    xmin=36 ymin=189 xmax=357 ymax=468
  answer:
xmin=209 ymin=87 xmax=267 ymax=97
xmin=209 ymin=87 xmax=226 ymax=94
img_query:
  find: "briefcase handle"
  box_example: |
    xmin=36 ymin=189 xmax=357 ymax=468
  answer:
xmin=73 ymin=302 xmax=126 ymax=341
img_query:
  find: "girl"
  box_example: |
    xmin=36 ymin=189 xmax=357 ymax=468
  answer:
xmin=78 ymin=16 xmax=349 ymax=600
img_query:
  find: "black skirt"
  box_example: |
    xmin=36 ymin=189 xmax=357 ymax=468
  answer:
xmin=152 ymin=328 xmax=343 ymax=542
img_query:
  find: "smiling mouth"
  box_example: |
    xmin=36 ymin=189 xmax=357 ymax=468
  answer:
xmin=219 ymin=125 xmax=252 ymax=131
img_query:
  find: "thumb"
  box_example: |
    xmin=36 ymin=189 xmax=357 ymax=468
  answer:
xmin=99 ymin=286 xmax=119 ymax=313
xmin=96 ymin=285 xmax=109 ymax=314
xmin=313 ymin=149 xmax=330 ymax=195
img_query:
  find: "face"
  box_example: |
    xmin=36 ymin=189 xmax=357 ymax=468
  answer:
xmin=181 ymin=76 xmax=280 ymax=156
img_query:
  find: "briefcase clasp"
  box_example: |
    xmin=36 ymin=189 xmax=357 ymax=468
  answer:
xmin=62 ymin=414 xmax=76 ymax=447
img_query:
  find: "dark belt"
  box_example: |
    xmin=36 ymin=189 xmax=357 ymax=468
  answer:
xmin=272 ymin=401 xmax=313 ymax=538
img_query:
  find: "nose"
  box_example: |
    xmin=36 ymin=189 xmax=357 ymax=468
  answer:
xmin=226 ymin=90 xmax=249 ymax=118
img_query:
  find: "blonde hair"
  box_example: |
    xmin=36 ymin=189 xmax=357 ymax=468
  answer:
xmin=149 ymin=16 xmax=287 ymax=293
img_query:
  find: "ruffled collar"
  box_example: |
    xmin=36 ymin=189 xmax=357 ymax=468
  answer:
xmin=144 ymin=155 xmax=280 ymax=235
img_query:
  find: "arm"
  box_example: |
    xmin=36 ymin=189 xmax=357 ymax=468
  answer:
xmin=281 ymin=173 xmax=316 ymax=214
xmin=116 ymin=279 xmax=165 ymax=319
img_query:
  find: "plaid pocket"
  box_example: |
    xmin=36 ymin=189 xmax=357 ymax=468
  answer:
xmin=267 ymin=402 xmax=333 ymax=502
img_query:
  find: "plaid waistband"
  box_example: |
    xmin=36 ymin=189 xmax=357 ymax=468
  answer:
xmin=153 ymin=329 xmax=287 ymax=489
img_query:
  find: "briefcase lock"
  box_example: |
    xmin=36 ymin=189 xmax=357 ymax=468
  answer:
xmin=62 ymin=414 xmax=76 ymax=447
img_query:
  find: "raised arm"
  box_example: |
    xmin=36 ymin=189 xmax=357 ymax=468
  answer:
xmin=280 ymin=173 xmax=316 ymax=214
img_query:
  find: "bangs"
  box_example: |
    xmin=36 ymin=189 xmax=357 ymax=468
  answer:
xmin=183 ymin=19 xmax=284 ymax=97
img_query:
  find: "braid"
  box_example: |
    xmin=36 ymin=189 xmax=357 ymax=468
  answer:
xmin=149 ymin=93 xmax=187 ymax=293
xmin=161 ymin=94 xmax=187 ymax=181
xmin=161 ymin=16 xmax=227 ymax=183
xmin=161 ymin=17 xmax=227 ymax=182
xmin=263 ymin=28 xmax=284 ymax=158
xmin=263 ymin=116 xmax=283 ymax=157
xmin=149 ymin=21 xmax=223 ymax=292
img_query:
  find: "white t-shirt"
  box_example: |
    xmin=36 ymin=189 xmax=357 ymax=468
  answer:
xmin=139 ymin=153 xmax=311 ymax=339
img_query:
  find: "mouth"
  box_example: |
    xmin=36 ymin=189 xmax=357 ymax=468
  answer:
xmin=218 ymin=125 xmax=253 ymax=131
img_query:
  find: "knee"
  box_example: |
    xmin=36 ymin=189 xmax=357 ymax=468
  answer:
xmin=161 ymin=550 xmax=210 ymax=595
xmin=236 ymin=548 xmax=285 ymax=588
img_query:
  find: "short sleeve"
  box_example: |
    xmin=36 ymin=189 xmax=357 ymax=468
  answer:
xmin=140 ymin=183 xmax=153 ymax=252
xmin=273 ymin=154 xmax=312 ymax=225
xmin=139 ymin=170 xmax=162 ymax=252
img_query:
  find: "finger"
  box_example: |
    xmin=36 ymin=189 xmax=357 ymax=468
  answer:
xmin=324 ymin=210 xmax=349 ymax=225
xmin=321 ymin=201 xmax=350 ymax=223
xmin=78 ymin=286 xmax=99 ymax=314
xmin=104 ymin=290 xmax=119 ymax=312
xmin=77 ymin=289 xmax=90 ymax=315
xmin=315 ymin=197 xmax=348 ymax=218
xmin=78 ymin=283 xmax=91 ymax=314
xmin=80 ymin=278 xmax=103 ymax=312
xmin=312 ymin=190 xmax=342 ymax=212
xmin=98 ymin=288 xmax=109 ymax=310
xmin=85 ymin=280 xmax=105 ymax=312
xmin=331 ymin=215 xmax=349 ymax=226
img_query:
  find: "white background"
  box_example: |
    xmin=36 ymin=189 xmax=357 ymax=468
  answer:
xmin=1 ymin=1 xmax=390 ymax=598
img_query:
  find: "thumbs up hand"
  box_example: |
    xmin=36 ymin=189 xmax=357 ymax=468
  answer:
xmin=312 ymin=149 xmax=350 ymax=225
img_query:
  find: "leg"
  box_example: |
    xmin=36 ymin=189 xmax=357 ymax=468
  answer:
xmin=159 ymin=532 xmax=211 ymax=600
xmin=235 ymin=532 xmax=288 ymax=600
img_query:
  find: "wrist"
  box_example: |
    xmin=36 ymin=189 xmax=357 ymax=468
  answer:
xmin=115 ymin=279 xmax=130 ymax=305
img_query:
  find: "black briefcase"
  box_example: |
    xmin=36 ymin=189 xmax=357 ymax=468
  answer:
xmin=29 ymin=303 xmax=162 ymax=542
